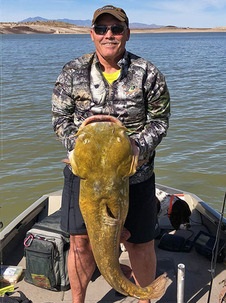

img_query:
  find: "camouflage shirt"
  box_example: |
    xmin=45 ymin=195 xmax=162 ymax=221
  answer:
xmin=52 ymin=51 xmax=170 ymax=184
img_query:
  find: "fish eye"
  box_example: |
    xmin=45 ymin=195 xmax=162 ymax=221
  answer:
xmin=83 ymin=138 xmax=90 ymax=144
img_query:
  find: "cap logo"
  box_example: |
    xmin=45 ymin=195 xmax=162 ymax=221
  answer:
xmin=98 ymin=5 xmax=115 ymax=11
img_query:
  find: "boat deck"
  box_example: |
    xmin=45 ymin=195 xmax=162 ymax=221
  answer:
xmin=9 ymin=228 xmax=226 ymax=303
xmin=1 ymin=188 xmax=226 ymax=302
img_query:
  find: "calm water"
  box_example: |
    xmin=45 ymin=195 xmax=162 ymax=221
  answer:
xmin=1 ymin=33 xmax=226 ymax=227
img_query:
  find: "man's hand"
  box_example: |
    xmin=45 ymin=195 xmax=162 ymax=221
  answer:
xmin=130 ymin=138 xmax=139 ymax=158
xmin=62 ymin=150 xmax=73 ymax=164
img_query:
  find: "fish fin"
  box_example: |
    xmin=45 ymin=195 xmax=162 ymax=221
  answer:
xmin=127 ymin=138 xmax=139 ymax=176
xmin=69 ymin=150 xmax=80 ymax=176
xmin=128 ymin=154 xmax=139 ymax=176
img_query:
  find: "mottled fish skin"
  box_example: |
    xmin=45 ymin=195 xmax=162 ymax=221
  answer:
xmin=70 ymin=115 xmax=167 ymax=300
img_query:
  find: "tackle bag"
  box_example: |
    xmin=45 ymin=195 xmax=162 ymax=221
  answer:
xmin=24 ymin=210 xmax=70 ymax=291
xmin=1 ymin=291 xmax=32 ymax=303
xmin=194 ymin=231 xmax=225 ymax=262
xmin=158 ymin=233 xmax=192 ymax=252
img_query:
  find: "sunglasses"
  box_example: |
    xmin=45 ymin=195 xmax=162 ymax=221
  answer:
xmin=92 ymin=24 xmax=126 ymax=35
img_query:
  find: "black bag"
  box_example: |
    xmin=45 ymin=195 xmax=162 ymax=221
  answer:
xmin=24 ymin=210 xmax=70 ymax=291
xmin=158 ymin=233 xmax=192 ymax=252
xmin=2 ymin=291 xmax=32 ymax=303
xmin=194 ymin=231 xmax=225 ymax=262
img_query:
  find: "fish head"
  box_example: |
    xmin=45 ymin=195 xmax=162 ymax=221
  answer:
xmin=70 ymin=115 xmax=138 ymax=180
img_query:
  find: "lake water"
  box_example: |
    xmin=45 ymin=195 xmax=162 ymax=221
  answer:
xmin=1 ymin=32 xmax=226 ymax=227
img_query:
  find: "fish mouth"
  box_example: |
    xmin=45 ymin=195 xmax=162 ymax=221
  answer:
xmin=80 ymin=115 xmax=123 ymax=128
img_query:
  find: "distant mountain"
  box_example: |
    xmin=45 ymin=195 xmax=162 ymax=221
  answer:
xmin=130 ymin=23 xmax=162 ymax=29
xmin=58 ymin=19 xmax=92 ymax=27
xmin=21 ymin=16 xmax=49 ymax=22
xmin=20 ymin=17 xmax=163 ymax=28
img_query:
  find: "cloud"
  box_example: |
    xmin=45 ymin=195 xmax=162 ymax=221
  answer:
xmin=144 ymin=0 xmax=226 ymax=14
xmin=125 ymin=0 xmax=226 ymax=27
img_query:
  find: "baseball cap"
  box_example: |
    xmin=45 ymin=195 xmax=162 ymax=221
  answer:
xmin=92 ymin=5 xmax=129 ymax=26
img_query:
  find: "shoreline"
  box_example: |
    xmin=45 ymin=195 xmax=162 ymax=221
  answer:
xmin=1 ymin=21 xmax=226 ymax=34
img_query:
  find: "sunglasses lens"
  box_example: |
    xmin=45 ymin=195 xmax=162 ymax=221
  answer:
xmin=94 ymin=25 xmax=125 ymax=35
xmin=94 ymin=25 xmax=108 ymax=35
xmin=111 ymin=25 xmax=125 ymax=35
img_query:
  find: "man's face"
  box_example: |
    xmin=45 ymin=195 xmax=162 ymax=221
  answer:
xmin=90 ymin=14 xmax=130 ymax=63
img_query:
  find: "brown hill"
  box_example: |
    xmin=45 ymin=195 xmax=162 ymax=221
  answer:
xmin=0 ymin=21 xmax=226 ymax=34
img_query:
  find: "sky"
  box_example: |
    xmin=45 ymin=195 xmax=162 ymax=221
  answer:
xmin=1 ymin=0 xmax=226 ymax=28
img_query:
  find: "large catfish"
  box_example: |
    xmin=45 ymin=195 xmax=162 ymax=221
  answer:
xmin=69 ymin=115 xmax=167 ymax=300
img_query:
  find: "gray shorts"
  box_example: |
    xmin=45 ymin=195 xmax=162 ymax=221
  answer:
xmin=60 ymin=166 xmax=158 ymax=244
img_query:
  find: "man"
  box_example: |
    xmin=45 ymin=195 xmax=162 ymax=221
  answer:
xmin=52 ymin=5 xmax=170 ymax=303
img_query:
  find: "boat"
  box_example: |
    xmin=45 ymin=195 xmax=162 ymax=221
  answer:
xmin=0 ymin=184 xmax=226 ymax=303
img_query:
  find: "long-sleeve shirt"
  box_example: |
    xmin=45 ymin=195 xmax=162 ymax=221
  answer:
xmin=52 ymin=51 xmax=170 ymax=184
